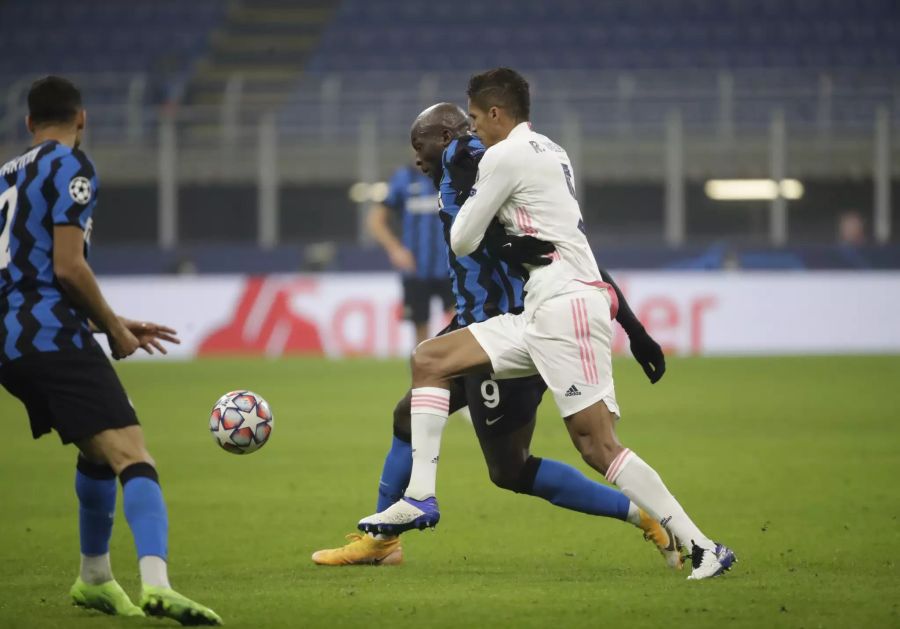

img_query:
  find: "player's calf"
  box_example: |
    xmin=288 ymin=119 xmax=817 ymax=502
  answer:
xmin=75 ymin=456 xmax=118 ymax=583
xmin=71 ymin=455 xmax=146 ymax=616
xmin=564 ymin=402 xmax=624 ymax=475
xmin=392 ymin=392 xmax=413 ymax=438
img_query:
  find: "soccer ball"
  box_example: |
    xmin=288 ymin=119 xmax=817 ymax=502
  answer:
xmin=209 ymin=390 xmax=274 ymax=455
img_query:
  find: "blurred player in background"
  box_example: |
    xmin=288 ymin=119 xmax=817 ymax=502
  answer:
xmin=313 ymin=103 xmax=677 ymax=568
xmin=368 ymin=163 xmax=455 ymax=345
xmin=360 ymin=69 xmax=736 ymax=580
xmin=0 ymin=76 xmax=221 ymax=625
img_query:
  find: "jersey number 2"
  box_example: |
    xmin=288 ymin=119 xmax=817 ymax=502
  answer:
xmin=0 ymin=186 xmax=18 ymax=270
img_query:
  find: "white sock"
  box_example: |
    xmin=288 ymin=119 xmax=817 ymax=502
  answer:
xmin=80 ymin=553 xmax=113 ymax=585
xmin=607 ymin=449 xmax=715 ymax=550
xmin=138 ymin=556 xmax=170 ymax=589
xmin=403 ymin=387 xmax=450 ymax=501
xmin=625 ymin=502 xmax=642 ymax=526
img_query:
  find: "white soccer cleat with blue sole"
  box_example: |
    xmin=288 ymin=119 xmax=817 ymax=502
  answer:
xmin=687 ymin=542 xmax=737 ymax=580
xmin=358 ymin=497 xmax=440 ymax=535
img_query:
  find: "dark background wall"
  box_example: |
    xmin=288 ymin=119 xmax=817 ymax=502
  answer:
xmin=93 ymin=180 xmax=898 ymax=247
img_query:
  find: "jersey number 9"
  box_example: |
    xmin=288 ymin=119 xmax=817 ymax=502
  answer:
xmin=481 ymin=379 xmax=500 ymax=409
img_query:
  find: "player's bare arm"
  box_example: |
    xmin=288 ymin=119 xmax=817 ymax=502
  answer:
xmin=53 ymin=224 xmax=139 ymax=359
xmin=367 ymin=202 xmax=416 ymax=272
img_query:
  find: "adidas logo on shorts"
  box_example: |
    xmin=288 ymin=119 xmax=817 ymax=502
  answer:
xmin=565 ymin=384 xmax=581 ymax=397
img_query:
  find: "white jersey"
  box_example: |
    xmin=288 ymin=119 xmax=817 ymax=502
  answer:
xmin=450 ymin=122 xmax=602 ymax=313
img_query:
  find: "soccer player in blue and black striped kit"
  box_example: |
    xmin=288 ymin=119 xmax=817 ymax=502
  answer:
xmin=369 ymin=164 xmax=455 ymax=345
xmin=0 ymin=76 xmax=221 ymax=625
xmin=313 ymin=103 xmax=679 ymax=568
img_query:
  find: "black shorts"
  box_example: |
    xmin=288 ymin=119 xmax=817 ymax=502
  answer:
xmin=402 ymin=277 xmax=455 ymax=324
xmin=463 ymin=373 xmax=547 ymax=440
xmin=0 ymin=345 xmax=139 ymax=444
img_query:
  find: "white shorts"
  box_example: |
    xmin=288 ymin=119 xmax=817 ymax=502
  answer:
xmin=468 ymin=286 xmax=619 ymax=418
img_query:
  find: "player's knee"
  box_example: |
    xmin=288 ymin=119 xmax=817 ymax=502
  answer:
xmin=411 ymin=339 xmax=445 ymax=381
xmin=576 ymin=437 xmax=619 ymax=475
xmin=487 ymin=456 xmax=538 ymax=494
xmin=107 ymin=449 xmax=155 ymax=476
xmin=392 ymin=396 xmax=412 ymax=441
xmin=487 ymin=462 xmax=521 ymax=492
xmin=95 ymin=432 xmax=154 ymax=475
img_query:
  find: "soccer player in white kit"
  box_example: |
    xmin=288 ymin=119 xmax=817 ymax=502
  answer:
xmin=359 ymin=68 xmax=736 ymax=580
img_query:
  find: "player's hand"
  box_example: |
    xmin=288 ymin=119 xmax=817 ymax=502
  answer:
xmin=628 ymin=328 xmax=666 ymax=384
xmin=483 ymin=221 xmax=556 ymax=266
xmin=388 ymin=246 xmax=417 ymax=272
xmin=497 ymin=235 xmax=556 ymax=266
xmin=447 ymin=135 xmax=480 ymax=196
xmin=120 ymin=317 xmax=181 ymax=355
xmin=108 ymin=324 xmax=141 ymax=360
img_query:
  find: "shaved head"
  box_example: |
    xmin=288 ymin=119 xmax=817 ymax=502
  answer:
xmin=409 ymin=102 xmax=471 ymax=188
xmin=410 ymin=102 xmax=469 ymax=139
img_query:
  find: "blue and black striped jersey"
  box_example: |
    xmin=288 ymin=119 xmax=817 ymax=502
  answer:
xmin=439 ymin=136 xmax=527 ymax=326
xmin=383 ymin=166 xmax=448 ymax=280
xmin=0 ymin=140 xmax=98 ymax=366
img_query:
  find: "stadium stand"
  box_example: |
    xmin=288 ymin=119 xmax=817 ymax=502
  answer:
xmin=0 ymin=0 xmax=224 ymax=93
xmin=0 ymin=0 xmax=895 ymax=269
xmin=1 ymin=0 xmax=895 ymax=136
xmin=309 ymin=0 xmax=900 ymax=72
xmin=290 ymin=0 xmax=899 ymax=135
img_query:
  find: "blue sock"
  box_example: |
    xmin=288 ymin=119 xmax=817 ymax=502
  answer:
xmin=376 ymin=436 xmax=413 ymax=511
xmin=121 ymin=465 xmax=168 ymax=560
xmin=531 ymin=458 xmax=630 ymax=520
xmin=75 ymin=466 xmax=117 ymax=555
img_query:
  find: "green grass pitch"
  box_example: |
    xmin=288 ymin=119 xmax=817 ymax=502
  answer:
xmin=1 ymin=355 xmax=899 ymax=629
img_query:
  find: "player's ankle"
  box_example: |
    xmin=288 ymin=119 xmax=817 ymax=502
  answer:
xmin=79 ymin=553 xmax=113 ymax=585
xmin=138 ymin=556 xmax=170 ymax=589
xmin=625 ymin=502 xmax=642 ymax=526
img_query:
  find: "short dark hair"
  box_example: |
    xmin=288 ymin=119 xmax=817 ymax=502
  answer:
xmin=28 ymin=76 xmax=82 ymax=126
xmin=466 ymin=67 xmax=530 ymax=121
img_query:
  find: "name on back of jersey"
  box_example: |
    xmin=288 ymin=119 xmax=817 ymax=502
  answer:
xmin=0 ymin=146 xmax=42 ymax=177
xmin=529 ymin=139 xmax=566 ymax=154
